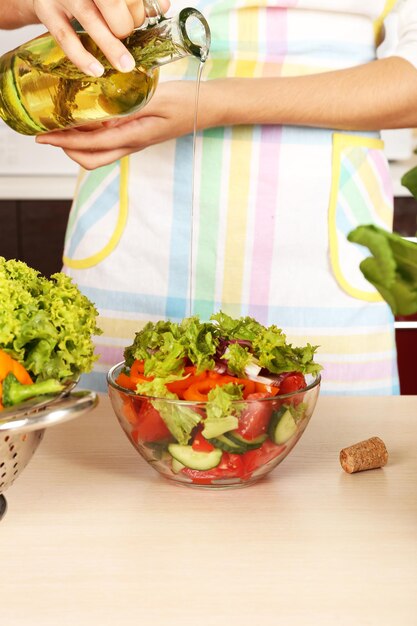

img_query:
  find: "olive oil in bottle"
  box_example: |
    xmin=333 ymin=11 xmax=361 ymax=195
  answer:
xmin=0 ymin=8 xmax=210 ymax=135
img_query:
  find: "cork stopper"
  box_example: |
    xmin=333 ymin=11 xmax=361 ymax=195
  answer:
xmin=339 ymin=436 xmax=388 ymax=474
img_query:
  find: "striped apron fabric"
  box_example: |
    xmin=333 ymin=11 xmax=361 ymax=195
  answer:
xmin=63 ymin=0 xmax=401 ymax=395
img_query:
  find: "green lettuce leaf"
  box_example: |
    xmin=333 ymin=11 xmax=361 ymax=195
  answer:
xmin=135 ymin=376 xmax=201 ymax=445
xmin=401 ymin=166 xmax=417 ymax=200
xmin=202 ymin=383 xmax=243 ymax=439
xmin=153 ymin=401 xmax=201 ymax=445
xmin=0 ymin=257 xmax=101 ymax=381
xmin=223 ymin=343 xmax=253 ymax=377
xmin=124 ymin=319 xmax=185 ymax=369
xmin=347 ymin=225 xmax=417 ymax=316
xmin=179 ymin=316 xmax=218 ymax=372
xmin=210 ymin=311 xmax=263 ymax=341
xmin=253 ymin=326 xmax=321 ymax=375
xmin=123 ymin=311 xmax=322 ymax=385
xmin=124 ymin=316 xmax=219 ymax=376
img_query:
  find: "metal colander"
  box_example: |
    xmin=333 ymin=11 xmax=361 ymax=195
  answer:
xmin=0 ymin=388 xmax=98 ymax=520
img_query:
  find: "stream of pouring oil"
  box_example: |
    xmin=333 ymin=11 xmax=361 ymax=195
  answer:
xmin=187 ymin=49 xmax=208 ymax=318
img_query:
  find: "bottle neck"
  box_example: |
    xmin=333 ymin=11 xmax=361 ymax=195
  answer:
xmin=129 ymin=8 xmax=211 ymax=69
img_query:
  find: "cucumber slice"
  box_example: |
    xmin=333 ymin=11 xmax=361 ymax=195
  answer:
xmin=268 ymin=407 xmax=297 ymax=445
xmin=171 ymin=458 xmax=186 ymax=474
xmin=207 ymin=434 xmax=247 ymax=454
xmin=168 ymin=444 xmax=222 ymax=470
xmin=226 ymin=432 xmax=267 ymax=450
xmin=202 ymin=415 xmax=239 ymax=439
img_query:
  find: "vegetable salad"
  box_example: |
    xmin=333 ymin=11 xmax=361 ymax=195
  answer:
xmin=111 ymin=312 xmax=322 ymax=486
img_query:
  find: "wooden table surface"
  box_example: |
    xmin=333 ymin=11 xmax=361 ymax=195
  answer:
xmin=2 ymin=395 xmax=416 ymax=626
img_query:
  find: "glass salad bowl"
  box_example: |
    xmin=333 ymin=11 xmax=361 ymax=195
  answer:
xmin=107 ymin=362 xmax=321 ymax=489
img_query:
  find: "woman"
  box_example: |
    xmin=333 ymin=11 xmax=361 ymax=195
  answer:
xmin=36 ymin=0 xmax=417 ymax=394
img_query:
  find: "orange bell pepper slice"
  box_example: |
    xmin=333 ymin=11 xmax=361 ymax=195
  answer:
xmin=166 ymin=366 xmax=208 ymax=399
xmin=0 ymin=348 xmax=32 ymax=386
xmin=254 ymin=381 xmax=280 ymax=397
xmin=0 ymin=348 xmax=33 ymax=411
xmin=116 ymin=372 xmax=138 ymax=391
xmin=183 ymin=373 xmax=256 ymax=402
xmin=130 ymin=359 xmax=145 ymax=378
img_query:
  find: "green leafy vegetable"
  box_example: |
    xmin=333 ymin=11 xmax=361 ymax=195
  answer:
xmin=2 ymin=372 xmax=64 ymax=407
xmin=202 ymin=384 xmax=243 ymax=439
xmin=124 ymin=312 xmax=322 ymax=440
xmin=152 ymin=400 xmax=201 ymax=445
xmin=223 ymin=343 xmax=253 ymax=377
xmin=0 ymin=257 xmax=102 ymax=381
xmin=347 ymin=225 xmax=417 ymax=316
xmin=124 ymin=312 xmax=321 ymax=380
xmin=125 ymin=316 xmax=218 ymax=376
xmin=253 ymin=326 xmax=321 ymax=375
xmin=134 ymin=375 xmax=201 ymax=444
xmin=210 ymin=311 xmax=264 ymax=341
xmin=135 ymin=376 xmax=180 ymax=399
xmin=401 ymin=166 xmax=417 ymax=200
xmin=180 ymin=317 xmax=218 ymax=372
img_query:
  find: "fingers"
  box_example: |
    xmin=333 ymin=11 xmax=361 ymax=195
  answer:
xmin=126 ymin=0 xmax=147 ymax=26
xmin=36 ymin=116 xmax=155 ymax=151
xmin=94 ymin=0 xmax=142 ymax=37
xmin=144 ymin=0 xmax=171 ymax=15
xmin=72 ymin=11 xmax=136 ymax=73
xmin=33 ymin=2 xmax=106 ymax=76
xmin=64 ymin=147 xmax=133 ymax=169
xmin=33 ymin=0 xmax=149 ymax=75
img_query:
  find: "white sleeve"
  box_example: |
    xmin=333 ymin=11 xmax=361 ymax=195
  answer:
xmin=386 ymin=0 xmax=417 ymax=68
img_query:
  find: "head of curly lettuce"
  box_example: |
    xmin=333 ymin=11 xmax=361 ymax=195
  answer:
xmin=0 ymin=257 xmax=102 ymax=381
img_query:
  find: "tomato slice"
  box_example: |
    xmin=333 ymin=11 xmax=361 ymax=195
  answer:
xmin=279 ymin=372 xmax=306 ymax=394
xmin=279 ymin=372 xmax=307 ymax=406
xmin=242 ymin=440 xmax=286 ymax=476
xmin=236 ymin=392 xmax=274 ymax=441
xmin=180 ymin=468 xmax=216 ymax=485
xmin=131 ymin=400 xmax=171 ymax=442
xmin=215 ymin=452 xmax=244 ymax=478
xmin=181 ymin=452 xmax=244 ymax=484
xmin=192 ymin=431 xmax=215 ymax=453
xmin=122 ymin=397 xmax=140 ymax=425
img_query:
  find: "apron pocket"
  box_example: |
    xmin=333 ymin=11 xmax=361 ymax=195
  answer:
xmin=63 ymin=157 xmax=129 ymax=270
xmin=328 ymin=132 xmax=393 ymax=301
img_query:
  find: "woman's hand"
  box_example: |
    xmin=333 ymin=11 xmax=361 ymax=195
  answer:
xmin=37 ymin=55 xmax=417 ymax=169
xmin=36 ymin=80 xmax=218 ymax=169
xmin=34 ymin=0 xmax=170 ymax=75
xmin=4 ymin=0 xmax=170 ymax=76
